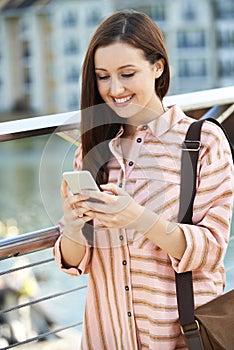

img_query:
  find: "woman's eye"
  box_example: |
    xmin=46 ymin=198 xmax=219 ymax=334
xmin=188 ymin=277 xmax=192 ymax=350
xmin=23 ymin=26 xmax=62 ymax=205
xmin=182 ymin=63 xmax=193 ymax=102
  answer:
xmin=97 ymin=75 xmax=109 ymax=80
xmin=122 ymin=72 xmax=135 ymax=78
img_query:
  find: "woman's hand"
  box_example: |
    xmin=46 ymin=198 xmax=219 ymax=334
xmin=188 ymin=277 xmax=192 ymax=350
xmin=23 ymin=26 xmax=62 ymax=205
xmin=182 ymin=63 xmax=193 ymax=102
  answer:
xmin=73 ymin=183 xmax=144 ymax=229
xmin=61 ymin=180 xmax=92 ymax=243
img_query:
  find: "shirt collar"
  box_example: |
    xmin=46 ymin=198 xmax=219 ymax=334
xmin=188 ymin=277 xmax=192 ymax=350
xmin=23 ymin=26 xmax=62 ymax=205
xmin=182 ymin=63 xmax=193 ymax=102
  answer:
xmin=147 ymin=104 xmax=186 ymax=138
xmin=112 ymin=104 xmax=186 ymax=140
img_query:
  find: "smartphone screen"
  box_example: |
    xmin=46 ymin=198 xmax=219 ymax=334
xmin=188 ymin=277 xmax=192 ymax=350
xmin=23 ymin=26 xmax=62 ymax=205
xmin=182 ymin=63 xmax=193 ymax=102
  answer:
xmin=63 ymin=171 xmax=100 ymax=194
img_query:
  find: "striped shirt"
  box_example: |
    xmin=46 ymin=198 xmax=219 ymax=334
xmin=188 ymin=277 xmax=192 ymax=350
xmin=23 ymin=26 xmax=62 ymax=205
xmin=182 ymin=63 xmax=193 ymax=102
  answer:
xmin=55 ymin=105 xmax=234 ymax=350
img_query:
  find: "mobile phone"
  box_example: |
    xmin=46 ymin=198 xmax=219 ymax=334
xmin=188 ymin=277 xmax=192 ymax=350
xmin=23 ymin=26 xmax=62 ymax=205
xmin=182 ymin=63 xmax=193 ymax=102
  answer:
xmin=63 ymin=170 xmax=100 ymax=194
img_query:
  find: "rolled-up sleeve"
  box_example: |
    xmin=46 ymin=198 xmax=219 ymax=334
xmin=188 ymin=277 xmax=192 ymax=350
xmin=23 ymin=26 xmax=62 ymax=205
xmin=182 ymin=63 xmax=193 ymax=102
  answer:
xmin=171 ymin=121 xmax=234 ymax=273
xmin=54 ymin=234 xmax=92 ymax=276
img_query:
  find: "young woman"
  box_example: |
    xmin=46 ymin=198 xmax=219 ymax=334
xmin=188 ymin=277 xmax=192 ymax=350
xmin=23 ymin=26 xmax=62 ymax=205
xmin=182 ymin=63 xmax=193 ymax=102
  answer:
xmin=54 ymin=9 xmax=234 ymax=350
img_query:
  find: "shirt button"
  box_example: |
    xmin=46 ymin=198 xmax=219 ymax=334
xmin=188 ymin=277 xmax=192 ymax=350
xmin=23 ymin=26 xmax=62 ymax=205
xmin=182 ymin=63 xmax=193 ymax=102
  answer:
xmin=127 ymin=312 xmax=132 ymax=317
xmin=122 ymin=260 xmax=127 ymax=265
xmin=125 ymin=286 xmax=129 ymax=291
xmin=136 ymin=138 xmax=142 ymax=143
xmin=128 ymin=161 xmax=134 ymax=166
xmin=119 ymin=182 xmax=123 ymax=188
xmin=119 ymin=235 xmax=124 ymax=241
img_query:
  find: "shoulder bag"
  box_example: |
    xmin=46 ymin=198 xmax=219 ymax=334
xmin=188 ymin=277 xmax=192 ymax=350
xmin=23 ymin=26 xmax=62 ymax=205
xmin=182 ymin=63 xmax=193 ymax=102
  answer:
xmin=176 ymin=118 xmax=234 ymax=350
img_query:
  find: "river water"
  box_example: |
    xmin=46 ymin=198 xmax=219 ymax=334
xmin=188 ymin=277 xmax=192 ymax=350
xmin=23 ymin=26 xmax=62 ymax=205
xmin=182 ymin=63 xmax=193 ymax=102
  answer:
xmin=0 ymin=135 xmax=233 ymax=331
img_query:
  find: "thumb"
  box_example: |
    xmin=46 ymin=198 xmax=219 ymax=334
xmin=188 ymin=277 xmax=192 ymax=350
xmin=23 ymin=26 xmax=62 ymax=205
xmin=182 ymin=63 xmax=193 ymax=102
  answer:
xmin=61 ymin=179 xmax=69 ymax=199
xmin=100 ymin=183 xmax=126 ymax=196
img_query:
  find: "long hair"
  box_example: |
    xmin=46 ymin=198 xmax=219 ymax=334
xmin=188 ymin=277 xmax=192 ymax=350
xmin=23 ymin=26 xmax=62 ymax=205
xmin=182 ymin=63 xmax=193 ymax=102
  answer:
xmin=81 ymin=9 xmax=170 ymax=186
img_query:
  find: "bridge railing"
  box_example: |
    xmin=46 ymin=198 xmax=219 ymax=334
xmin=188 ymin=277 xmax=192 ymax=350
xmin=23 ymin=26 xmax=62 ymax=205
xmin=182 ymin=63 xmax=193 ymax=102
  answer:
xmin=0 ymin=86 xmax=233 ymax=349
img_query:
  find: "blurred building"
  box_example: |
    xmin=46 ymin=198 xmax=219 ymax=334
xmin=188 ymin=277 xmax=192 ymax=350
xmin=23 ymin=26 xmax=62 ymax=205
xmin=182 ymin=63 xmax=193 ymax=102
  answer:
xmin=0 ymin=0 xmax=234 ymax=114
xmin=114 ymin=0 xmax=234 ymax=95
xmin=0 ymin=0 xmax=112 ymax=114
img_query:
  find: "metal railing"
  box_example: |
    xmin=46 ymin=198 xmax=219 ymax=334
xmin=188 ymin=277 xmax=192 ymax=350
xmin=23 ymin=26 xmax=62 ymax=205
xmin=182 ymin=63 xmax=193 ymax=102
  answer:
xmin=0 ymin=86 xmax=234 ymax=349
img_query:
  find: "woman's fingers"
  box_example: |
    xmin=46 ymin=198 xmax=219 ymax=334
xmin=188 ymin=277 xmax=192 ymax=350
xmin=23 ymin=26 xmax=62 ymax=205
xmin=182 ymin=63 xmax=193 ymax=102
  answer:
xmin=62 ymin=183 xmax=132 ymax=220
xmin=73 ymin=207 xmax=90 ymax=218
xmin=61 ymin=179 xmax=69 ymax=199
xmin=100 ymin=183 xmax=126 ymax=196
xmin=78 ymin=188 xmax=132 ymax=214
xmin=65 ymin=184 xmax=122 ymax=207
xmin=80 ymin=185 xmax=121 ymax=205
xmin=67 ymin=193 xmax=91 ymax=206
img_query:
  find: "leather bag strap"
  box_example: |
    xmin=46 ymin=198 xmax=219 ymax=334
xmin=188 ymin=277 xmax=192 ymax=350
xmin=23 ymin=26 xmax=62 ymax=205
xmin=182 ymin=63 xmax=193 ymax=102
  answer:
xmin=176 ymin=118 xmax=234 ymax=349
xmin=175 ymin=119 xmax=205 ymax=350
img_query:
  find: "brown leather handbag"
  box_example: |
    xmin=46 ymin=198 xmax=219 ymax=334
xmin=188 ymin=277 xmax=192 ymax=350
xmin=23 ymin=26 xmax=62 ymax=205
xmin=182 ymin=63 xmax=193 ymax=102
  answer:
xmin=176 ymin=118 xmax=234 ymax=350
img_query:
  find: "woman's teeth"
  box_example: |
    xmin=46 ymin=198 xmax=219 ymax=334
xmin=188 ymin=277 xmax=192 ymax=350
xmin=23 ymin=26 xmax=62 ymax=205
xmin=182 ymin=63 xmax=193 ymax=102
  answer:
xmin=114 ymin=95 xmax=132 ymax=104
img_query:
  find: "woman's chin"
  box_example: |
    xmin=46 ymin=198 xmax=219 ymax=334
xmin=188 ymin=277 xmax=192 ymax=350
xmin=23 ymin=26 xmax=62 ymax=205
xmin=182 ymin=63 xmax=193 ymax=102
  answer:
xmin=109 ymin=103 xmax=143 ymax=121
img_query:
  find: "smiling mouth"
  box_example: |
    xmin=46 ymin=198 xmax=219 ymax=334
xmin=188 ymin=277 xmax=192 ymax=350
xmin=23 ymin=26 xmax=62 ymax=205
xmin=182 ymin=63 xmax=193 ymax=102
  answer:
xmin=112 ymin=95 xmax=134 ymax=105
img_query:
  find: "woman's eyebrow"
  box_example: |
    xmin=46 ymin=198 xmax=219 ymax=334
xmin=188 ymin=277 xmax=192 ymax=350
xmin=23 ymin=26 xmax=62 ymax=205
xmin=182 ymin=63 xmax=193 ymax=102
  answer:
xmin=95 ymin=64 xmax=136 ymax=71
xmin=95 ymin=68 xmax=108 ymax=71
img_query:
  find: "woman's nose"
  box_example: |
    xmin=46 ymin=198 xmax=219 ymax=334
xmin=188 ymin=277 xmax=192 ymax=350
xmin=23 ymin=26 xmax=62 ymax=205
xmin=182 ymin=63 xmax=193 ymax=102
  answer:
xmin=109 ymin=77 xmax=125 ymax=96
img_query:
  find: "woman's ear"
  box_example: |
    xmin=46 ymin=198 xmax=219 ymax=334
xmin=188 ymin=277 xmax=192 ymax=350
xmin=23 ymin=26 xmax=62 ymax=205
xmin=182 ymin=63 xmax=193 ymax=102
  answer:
xmin=154 ymin=58 xmax=164 ymax=79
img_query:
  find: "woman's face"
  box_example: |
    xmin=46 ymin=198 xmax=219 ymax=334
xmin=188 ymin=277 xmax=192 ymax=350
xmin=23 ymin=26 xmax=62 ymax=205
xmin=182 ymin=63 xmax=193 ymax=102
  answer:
xmin=94 ymin=42 xmax=164 ymax=125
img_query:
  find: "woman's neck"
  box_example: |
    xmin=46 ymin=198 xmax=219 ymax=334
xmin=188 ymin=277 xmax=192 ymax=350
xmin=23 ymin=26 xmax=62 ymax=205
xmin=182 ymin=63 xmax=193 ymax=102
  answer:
xmin=123 ymin=101 xmax=166 ymax=134
xmin=122 ymin=124 xmax=137 ymax=139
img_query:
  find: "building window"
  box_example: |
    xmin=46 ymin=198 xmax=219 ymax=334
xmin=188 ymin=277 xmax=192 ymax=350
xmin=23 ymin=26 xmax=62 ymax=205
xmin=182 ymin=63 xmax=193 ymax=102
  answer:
xmin=23 ymin=68 xmax=32 ymax=85
xmin=20 ymin=17 xmax=29 ymax=32
xmin=178 ymin=59 xmax=207 ymax=78
xmin=86 ymin=8 xmax=101 ymax=26
xmin=152 ymin=4 xmax=165 ymax=21
xmin=63 ymin=11 xmax=78 ymax=27
xmin=177 ymin=30 xmax=206 ymax=48
xmin=181 ymin=0 xmax=196 ymax=20
xmin=214 ymin=0 xmax=234 ymax=19
xmin=64 ymin=39 xmax=79 ymax=55
xmin=68 ymin=92 xmax=79 ymax=110
xmin=217 ymin=30 xmax=234 ymax=48
xmin=218 ymin=59 xmax=234 ymax=77
xmin=22 ymin=41 xmax=31 ymax=58
xmin=66 ymin=66 xmax=80 ymax=83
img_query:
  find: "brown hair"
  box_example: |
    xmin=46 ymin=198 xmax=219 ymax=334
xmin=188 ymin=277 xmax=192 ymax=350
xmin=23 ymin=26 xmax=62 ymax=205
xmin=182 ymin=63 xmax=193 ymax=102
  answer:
xmin=81 ymin=9 xmax=170 ymax=186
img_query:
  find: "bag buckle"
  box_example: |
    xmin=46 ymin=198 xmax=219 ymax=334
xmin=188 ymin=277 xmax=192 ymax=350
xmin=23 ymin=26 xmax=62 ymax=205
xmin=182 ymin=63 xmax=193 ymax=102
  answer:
xmin=182 ymin=140 xmax=201 ymax=151
xmin=180 ymin=319 xmax=200 ymax=335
